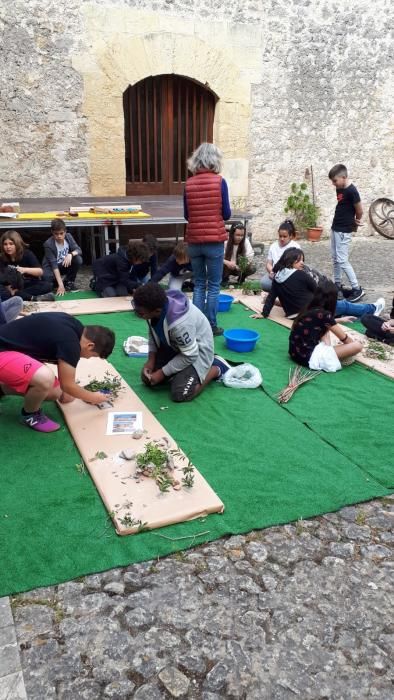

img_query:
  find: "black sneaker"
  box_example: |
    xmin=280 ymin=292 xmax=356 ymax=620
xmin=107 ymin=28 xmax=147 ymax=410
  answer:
xmin=212 ymin=326 xmax=224 ymax=336
xmin=64 ymin=282 xmax=77 ymax=291
xmin=335 ymin=283 xmax=344 ymax=300
xmin=35 ymin=292 xmax=56 ymax=302
xmin=347 ymin=287 xmax=365 ymax=302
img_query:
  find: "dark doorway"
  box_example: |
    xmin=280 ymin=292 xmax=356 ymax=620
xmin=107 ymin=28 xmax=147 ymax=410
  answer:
xmin=123 ymin=74 xmax=216 ymax=195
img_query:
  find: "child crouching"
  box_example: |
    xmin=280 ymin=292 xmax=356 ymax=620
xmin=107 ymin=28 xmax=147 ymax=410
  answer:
xmin=151 ymin=241 xmax=193 ymax=290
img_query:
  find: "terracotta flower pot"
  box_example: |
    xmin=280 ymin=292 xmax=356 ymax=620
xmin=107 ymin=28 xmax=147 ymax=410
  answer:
xmin=307 ymin=226 xmax=323 ymax=241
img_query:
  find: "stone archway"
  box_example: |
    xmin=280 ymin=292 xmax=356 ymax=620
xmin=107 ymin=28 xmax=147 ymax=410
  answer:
xmin=73 ymin=7 xmax=261 ymax=197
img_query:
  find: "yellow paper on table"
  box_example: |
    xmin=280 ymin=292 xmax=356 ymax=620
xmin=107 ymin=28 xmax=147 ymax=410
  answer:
xmin=17 ymin=211 xmax=151 ymax=221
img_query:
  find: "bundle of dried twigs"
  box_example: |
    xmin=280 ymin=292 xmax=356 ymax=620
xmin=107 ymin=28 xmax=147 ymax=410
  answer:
xmin=277 ymin=366 xmax=321 ymax=404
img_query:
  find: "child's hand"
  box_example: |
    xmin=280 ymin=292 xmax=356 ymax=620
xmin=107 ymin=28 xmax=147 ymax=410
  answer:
xmin=149 ymin=369 xmax=165 ymax=386
xmin=56 ymin=284 xmax=66 ymax=296
xmin=63 ymin=253 xmax=73 ymax=268
xmin=86 ymin=391 xmax=113 ymax=405
xmin=355 ymin=219 xmax=364 ymax=226
xmin=382 ymin=320 xmax=394 ymax=332
xmin=337 ymin=315 xmax=356 ymax=323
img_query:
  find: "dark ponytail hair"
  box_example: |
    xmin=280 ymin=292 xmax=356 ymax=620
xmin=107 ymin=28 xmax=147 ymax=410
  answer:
xmin=224 ymin=221 xmax=246 ymax=261
xmin=273 ymin=247 xmax=304 ymax=274
xmin=278 ymin=219 xmax=296 ymax=237
xmin=295 ymin=279 xmax=338 ymax=324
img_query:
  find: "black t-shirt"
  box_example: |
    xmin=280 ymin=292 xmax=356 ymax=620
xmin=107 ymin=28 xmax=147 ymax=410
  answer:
xmin=1 ymin=250 xmax=42 ymax=281
xmin=289 ymin=309 xmax=336 ymax=366
xmin=0 ymin=312 xmax=83 ymax=367
xmin=263 ymin=270 xmax=316 ymax=318
xmin=332 ymin=183 xmax=360 ymax=232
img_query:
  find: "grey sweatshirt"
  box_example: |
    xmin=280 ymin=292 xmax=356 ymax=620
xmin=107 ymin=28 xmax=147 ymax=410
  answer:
xmin=148 ymin=290 xmax=214 ymax=382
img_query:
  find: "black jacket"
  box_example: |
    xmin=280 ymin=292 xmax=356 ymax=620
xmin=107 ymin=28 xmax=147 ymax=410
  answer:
xmin=133 ymin=253 xmax=158 ymax=281
xmin=263 ymin=269 xmax=316 ymax=318
xmin=92 ymin=248 xmax=142 ymax=294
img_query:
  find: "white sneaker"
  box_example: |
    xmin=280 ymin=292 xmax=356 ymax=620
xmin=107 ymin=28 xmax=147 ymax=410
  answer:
xmin=373 ymin=298 xmax=385 ymax=316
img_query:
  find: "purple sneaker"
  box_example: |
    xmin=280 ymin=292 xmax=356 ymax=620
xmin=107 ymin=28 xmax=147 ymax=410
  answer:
xmin=21 ymin=410 xmax=61 ymax=432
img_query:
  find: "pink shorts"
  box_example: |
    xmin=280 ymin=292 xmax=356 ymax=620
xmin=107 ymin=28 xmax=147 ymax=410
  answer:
xmin=0 ymin=351 xmax=60 ymax=394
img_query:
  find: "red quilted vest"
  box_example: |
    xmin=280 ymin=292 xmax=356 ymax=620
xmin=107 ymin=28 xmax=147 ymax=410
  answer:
xmin=185 ymin=171 xmax=228 ymax=244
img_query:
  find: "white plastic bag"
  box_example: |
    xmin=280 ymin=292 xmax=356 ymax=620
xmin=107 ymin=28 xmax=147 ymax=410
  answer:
xmin=123 ymin=336 xmax=149 ymax=356
xmin=223 ymin=363 xmax=263 ymax=389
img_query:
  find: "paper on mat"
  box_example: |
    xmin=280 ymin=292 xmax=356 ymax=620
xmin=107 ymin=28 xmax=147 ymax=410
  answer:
xmin=56 ymin=358 xmax=224 ymax=535
xmin=106 ymin=411 xmax=143 ymax=435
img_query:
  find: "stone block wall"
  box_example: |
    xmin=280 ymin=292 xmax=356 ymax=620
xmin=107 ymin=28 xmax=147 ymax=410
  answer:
xmin=0 ymin=0 xmax=393 ymax=240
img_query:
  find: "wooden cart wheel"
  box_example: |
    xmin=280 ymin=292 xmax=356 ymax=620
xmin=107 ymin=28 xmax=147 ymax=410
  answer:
xmin=369 ymin=197 xmax=394 ymax=239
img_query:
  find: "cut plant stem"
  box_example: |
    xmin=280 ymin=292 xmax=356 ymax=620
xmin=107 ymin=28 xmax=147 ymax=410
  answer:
xmin=277 ymin=366 xmax=321 ymax=403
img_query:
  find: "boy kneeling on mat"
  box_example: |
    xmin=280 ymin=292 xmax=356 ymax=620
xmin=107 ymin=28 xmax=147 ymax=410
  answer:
xmin=0 ymin=312 xmax=115 ymax=432
xmin=133 ymin=283 xmax=230 ymax=402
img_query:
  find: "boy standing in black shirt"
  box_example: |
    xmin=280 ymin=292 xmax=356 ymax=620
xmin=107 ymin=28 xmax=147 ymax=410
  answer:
xmin=328 ymin=164 xmax=364 ymax=302
xmin=0 ymin=312 xmax=115 ymax=432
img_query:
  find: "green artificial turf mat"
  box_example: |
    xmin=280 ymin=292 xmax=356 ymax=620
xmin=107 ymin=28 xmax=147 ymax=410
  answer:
xmin=0 ymin=303 xmax=391 ymax=596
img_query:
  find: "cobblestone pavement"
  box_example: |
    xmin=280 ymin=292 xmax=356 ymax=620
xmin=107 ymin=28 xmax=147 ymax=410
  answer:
xmin=1 ymin=236 xmax=393 ymax=700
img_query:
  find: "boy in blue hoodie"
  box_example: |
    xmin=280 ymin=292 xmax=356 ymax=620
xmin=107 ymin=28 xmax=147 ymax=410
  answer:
xmin=132 ymin=283 xmax=229 ymax=402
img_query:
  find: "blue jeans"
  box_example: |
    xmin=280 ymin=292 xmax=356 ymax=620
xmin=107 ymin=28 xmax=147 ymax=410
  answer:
xmin=188 ymin=242 xmax=224 ymax=328
xmin=0 ymin=296 xmax=23 ymax=324
xmin=335 ymin=299 xmax=375 ymax=318
xmin=330 ymin=230 xmax=359 ymax=288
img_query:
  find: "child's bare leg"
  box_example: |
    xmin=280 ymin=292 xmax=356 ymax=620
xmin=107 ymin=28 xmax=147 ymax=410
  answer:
xmin=24 ymin=366 xmax=61 ymax=413
xmin=334 ymin=340 xmax=363 ymax=360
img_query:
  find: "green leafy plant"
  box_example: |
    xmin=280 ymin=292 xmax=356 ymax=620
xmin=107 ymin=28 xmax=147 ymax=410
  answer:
xmin=135 ymin=441 xmax=195 ymax=493
xmin=119 ymin=513 xmax=145 ymax=529
xmin=242 ymin=280 xmax=261 ymax=295
xmin=84 ymin=371 xmax=124 ymax=398
xmin=136 ymin=442 xmax=174 ymax=493
xmin=182 ymin=462 xmax=195 ymax=488
xmin=237 ymin=255 xmax=250 ymax=277
xmin=284 ymin=182 xmax=320 ymax=234
xmin=75 ymin=461 xmax=86 ymax=475
xmin=90 ymin=451 xmax=108 ymax=461
xmin=364 ymin=339 xmax=393 ymax=362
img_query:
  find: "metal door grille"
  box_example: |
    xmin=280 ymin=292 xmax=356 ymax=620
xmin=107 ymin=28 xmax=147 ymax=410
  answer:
xmin=124 ymin=75 xmax=216 ymax=195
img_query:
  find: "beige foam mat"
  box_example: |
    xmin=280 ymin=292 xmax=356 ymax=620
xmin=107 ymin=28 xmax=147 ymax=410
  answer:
xmin=229 ymin=290 xmax=394 ymax=380
xmin=27 ymin=296 xmax=132 ymax=315
xmin=55 ymin=358 xmax=224 ymax=535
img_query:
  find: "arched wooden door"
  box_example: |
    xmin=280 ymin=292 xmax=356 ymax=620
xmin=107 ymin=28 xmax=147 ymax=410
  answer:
xmin=123 ymin=75 xmax=216 ymax=195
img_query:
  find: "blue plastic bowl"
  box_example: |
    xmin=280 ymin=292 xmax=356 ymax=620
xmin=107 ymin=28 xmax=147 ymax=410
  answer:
xmin=217 ymin=293 xmax=234 ymax=312
xmin=223 ymin=328 xmax=260 ymax=353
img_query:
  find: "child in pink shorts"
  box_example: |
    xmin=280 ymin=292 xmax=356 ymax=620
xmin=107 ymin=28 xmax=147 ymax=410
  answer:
xmin=0 ymin=312 xmax=115 ymax=432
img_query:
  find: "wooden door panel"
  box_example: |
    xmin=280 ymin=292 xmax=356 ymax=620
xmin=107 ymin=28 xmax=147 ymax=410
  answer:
xmin=124 ymin=75 xmax=216 ymax=195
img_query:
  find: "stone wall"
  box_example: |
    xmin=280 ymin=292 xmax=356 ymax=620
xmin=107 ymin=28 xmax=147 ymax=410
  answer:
xmin=0 ymin=0 xmax=393 ymax=240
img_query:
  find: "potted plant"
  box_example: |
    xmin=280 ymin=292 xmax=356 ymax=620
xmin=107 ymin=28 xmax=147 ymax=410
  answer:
xmin=284 ymin=182 xmax=322 ymax=241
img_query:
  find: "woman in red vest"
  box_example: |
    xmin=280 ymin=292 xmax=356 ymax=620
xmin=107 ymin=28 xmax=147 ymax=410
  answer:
xmin=184 ymin=143 xmax=231 ymax=336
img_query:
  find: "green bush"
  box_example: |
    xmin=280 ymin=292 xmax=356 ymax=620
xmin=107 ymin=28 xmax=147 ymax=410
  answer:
xmin=284 ymin=182 xmax=320 ymax=234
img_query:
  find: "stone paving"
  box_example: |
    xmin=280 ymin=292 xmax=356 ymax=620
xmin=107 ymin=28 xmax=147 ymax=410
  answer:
xmin=1 ymin=236 xmax=393 ymax=700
